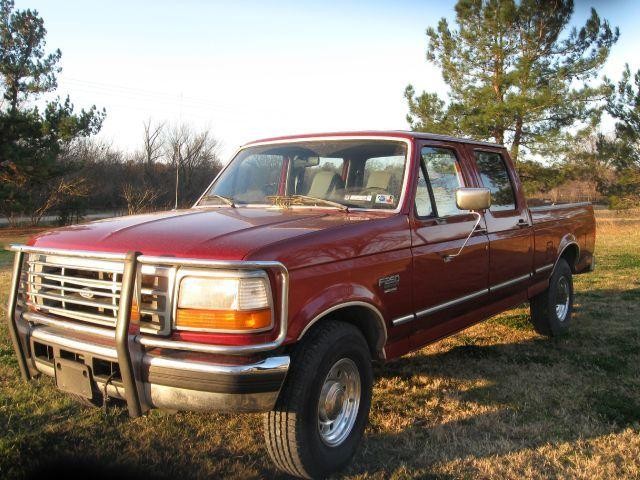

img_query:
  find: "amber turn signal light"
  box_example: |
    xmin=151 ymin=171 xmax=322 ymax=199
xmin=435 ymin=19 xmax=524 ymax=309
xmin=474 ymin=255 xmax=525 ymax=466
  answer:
xmin=175 ymin=308 xmax=272 ymax=332
xmin=130 ymin=300 xmax=140 ymax=324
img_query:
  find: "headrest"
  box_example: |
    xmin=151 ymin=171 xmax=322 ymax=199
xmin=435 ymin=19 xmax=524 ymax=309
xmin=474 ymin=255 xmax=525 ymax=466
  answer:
xmin=366 ymin=171 xmax=392 ymax=190
xmin=308 ymin=170 xmax=341 ymax=197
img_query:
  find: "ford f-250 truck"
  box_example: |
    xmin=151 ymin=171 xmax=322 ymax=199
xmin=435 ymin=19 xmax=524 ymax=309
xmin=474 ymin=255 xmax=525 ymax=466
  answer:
xmin=6 ymin=131 xmax=595 ymax=478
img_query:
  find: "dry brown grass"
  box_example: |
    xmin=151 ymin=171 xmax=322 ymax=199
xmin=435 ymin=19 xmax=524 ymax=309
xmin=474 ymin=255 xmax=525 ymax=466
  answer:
xmin=0 ymin=213 xmax=639 ymax=479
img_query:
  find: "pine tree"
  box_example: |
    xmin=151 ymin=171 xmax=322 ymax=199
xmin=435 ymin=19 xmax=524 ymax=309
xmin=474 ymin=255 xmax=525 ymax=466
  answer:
xmin=405 ymin=0 xmax=618 ymax=162
xmin=598 ymin=64 xmax=640 ymax=207
xmin=0 ymin=0 xmax=104 ymax=223
xmin=607 ymin=64 xmax=640 ymax=166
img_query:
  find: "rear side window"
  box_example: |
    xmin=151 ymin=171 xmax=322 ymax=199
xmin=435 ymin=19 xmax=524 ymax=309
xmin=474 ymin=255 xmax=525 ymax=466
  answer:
xmin=475 ymin=151 xmax=516 ymax=211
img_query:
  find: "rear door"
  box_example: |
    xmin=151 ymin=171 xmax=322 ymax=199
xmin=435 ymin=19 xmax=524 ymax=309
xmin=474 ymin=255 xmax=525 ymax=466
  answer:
xmin=409 ymin=141 xmax=490 ymax=347
xmin=468 ymin=147 xmax=533 ymax=298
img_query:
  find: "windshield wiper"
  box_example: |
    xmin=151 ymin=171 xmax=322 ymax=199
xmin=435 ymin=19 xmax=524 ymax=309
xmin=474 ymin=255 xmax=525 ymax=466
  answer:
xmin=268 ymin=195 xmax=348 ymax=211
xmin=294 ymin=195 xmax=349 ymax=211
xmin=202 ymin=194 xmax=236 ymax=208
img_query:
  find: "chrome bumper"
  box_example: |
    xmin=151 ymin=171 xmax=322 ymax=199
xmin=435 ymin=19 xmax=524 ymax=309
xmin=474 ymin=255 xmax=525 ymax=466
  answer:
xmin=5 ymin=247 xmax=290 ymax=415
xmin=17 ymin=317 xmax=289 ymax=412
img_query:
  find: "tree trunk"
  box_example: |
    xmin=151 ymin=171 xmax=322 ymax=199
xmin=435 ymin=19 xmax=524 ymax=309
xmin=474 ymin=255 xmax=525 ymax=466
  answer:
xmin=511 ymin=116 xmax=523 ymax=162
xmin=7 ymin=81 xmax=20 ymax=115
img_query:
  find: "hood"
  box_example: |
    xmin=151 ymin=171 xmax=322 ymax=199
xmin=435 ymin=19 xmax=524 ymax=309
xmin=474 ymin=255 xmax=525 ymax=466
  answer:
xmin=27 ymin=207 xmax=376 ymax=261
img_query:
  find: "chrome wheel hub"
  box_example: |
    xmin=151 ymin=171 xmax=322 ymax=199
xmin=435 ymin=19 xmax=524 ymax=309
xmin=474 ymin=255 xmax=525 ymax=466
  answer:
xmin=555 ymin=276 xmax=570 ymax=321
xmin=317 ymin=358 xmax=361 ymax=447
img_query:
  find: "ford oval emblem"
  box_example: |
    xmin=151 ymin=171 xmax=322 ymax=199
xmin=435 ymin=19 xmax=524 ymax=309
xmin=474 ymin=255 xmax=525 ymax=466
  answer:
xmin=79 ymin=288 xmax=94 ymax=299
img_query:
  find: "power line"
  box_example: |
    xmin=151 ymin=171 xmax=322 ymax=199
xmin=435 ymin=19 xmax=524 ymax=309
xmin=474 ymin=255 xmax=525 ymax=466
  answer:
xmin=61 ymin=77 xmax=257 ymax=112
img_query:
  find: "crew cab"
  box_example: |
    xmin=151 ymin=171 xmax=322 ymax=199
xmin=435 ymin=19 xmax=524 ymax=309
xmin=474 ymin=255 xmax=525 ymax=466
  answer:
xmin=6 ymin=131 xmax=595 ymax=478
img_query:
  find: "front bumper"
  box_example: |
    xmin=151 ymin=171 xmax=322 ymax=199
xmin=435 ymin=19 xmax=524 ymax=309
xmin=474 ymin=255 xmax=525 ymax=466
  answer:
xmin=6 ymin=247 xmax=290 ymax=416
xmin=24 ymin=320 xmax=289 ymax=412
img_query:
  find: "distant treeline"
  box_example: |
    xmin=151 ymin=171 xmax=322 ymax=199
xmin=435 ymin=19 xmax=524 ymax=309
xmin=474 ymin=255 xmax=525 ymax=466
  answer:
xmin=2 ymin=119 xmax=222 ymax=227
xmin=48 ymin=123 xmax=222 ymax=226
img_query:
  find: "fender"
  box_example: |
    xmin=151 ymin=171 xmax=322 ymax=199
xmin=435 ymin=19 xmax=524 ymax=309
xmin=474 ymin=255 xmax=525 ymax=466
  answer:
xmin=556 ymin=233 xmax=581 ymax=272
xmin=529 ymin=236 xmax=579 ymax=298
xmin=293 ymin=282 xmax=387 ymax=357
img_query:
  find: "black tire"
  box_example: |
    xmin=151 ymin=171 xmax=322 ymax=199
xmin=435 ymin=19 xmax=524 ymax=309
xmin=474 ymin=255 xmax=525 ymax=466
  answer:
xmin=263 ymin=321 xmax=373 ymax=479
xmin=530 ymin=258 xmax=574 ymax=336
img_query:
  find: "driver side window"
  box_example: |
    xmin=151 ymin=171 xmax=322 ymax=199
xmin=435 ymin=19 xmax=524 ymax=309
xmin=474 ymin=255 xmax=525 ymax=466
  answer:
xmin=217 ymin=154 xmax=283 ymax=202
xmin=416 ymin=147 xmax=466 ymax=218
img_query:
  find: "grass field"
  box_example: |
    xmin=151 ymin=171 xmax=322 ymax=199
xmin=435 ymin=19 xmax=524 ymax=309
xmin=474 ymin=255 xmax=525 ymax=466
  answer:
xmin=1 ymin=212 xmax=639 ymax=479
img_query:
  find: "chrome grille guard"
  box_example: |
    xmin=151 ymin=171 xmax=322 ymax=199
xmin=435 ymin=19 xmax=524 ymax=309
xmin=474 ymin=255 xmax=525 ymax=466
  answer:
xmin=5 ymin=244 xmax=289 ymax=417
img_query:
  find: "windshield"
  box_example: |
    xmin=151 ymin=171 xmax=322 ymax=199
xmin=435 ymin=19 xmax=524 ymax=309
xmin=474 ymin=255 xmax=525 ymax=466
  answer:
xmin=198 ymin=139 xmax=408 ymax=210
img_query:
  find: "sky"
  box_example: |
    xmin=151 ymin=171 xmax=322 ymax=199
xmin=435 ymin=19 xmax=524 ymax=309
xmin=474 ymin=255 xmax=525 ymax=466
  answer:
xmin=13 ymin=0 xmax=640 ymax=160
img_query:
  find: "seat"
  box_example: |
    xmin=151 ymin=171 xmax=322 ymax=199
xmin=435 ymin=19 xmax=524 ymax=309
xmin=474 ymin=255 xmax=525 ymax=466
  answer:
xmin=366 ymin=171 xmax=392 ymax=190
xmin=307 ymin=170 xmax=343 ymax=198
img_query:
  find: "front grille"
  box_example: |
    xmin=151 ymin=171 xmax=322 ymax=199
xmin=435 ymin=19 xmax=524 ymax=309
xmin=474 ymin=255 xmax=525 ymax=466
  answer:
xmin=19 ymin=253 xmax=174 ymax=335
xmin=21 ymin=253 xmax=124 ymax=327
xmin=138 ymin=264 xmax=174 ymax=334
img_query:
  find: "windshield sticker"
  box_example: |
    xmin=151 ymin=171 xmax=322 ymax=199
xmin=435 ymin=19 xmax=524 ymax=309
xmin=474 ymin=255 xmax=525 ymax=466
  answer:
xmin=375 ymin=194 xmax=395 ymax=205
xmin=345 ymin=194 xmax=372 ymax=202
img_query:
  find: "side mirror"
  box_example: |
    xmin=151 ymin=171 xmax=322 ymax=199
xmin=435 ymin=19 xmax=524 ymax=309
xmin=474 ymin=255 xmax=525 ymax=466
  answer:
xmin=456 ymin=187 xmax=491 ymax=211
xmin=444 ymin=188 xmax=491 ymax=263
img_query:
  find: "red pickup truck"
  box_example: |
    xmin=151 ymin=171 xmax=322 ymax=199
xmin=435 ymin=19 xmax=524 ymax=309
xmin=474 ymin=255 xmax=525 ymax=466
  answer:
xmin=7 ymin=131 xmax=595 ymax=478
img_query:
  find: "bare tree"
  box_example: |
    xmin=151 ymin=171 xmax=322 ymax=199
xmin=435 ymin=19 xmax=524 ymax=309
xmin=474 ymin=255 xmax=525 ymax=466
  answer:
xmin=121 ymin=183 xmax=160 ymax=215
xmin=142 ymin=119 xmax=165 ymax=165
xmin=165 ymin=124 xmax=221 ymax=208
xmin=30 ymin=176 xmax=89 ymax=225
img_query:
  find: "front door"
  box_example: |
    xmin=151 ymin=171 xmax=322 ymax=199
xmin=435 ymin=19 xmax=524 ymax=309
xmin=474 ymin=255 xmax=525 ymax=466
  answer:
xmin=409 ymin=142 xmax=489 ymax=348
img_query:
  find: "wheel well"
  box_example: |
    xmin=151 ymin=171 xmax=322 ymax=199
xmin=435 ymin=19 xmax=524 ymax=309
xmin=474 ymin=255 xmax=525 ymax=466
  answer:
xmin=301 ymin=305 xmax=386 ymax=360
xmin=560 ymin=243 xmax=580 ymax=272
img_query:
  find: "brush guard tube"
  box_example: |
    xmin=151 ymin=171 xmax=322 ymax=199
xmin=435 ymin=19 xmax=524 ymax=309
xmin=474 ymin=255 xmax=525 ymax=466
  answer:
xmin=5 ymin=246 xmax=290 ymax=417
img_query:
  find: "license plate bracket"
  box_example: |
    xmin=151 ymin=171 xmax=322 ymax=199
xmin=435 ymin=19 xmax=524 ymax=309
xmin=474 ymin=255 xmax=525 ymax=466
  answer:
xmin=54 ymin=357 xmax=93 ymax=398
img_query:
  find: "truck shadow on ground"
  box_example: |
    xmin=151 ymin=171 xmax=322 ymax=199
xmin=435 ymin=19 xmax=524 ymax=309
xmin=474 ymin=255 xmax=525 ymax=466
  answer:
xmin=17 ymin=407 xmax=272 ymax=480
xmin=346 ymin=287 xmax=640 ymax=476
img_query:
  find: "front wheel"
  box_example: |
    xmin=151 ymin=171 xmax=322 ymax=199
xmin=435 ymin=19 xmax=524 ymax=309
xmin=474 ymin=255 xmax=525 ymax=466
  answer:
xmin=530 ymin=258 xmax=574 ymax=336
xmin=263 ymin=321 xmax=373 ymax=479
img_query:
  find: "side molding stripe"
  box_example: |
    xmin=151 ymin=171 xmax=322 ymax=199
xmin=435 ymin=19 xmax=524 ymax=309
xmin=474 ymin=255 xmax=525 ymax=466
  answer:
xmin=392 ymin=269 xmax=548 ymax=326
xmin=391 ymin=314 xmax=415 ymax=326
xmin=489 ymin=273 xmax=531 ymax=292
xmin=416 ymin=288 xmax=489 ymax=318
xmin=534 ymin=263 xmax=554 ymax=274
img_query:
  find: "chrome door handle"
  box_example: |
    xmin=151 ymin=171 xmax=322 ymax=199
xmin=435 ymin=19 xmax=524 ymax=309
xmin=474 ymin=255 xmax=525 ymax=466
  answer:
xmin=516 ymin=219 xmax=529 ymax=228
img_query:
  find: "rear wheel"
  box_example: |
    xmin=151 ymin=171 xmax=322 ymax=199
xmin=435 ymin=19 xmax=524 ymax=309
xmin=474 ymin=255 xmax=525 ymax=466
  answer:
xmin=530 ymin=258 xmax=574 ymax=336
xmin=263 ymin=321 xmax=373 ymax=479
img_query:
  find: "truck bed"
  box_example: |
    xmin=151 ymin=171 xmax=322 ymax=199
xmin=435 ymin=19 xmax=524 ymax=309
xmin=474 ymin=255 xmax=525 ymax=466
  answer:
xmin=529 ymin=202 xmax=596 ymax=274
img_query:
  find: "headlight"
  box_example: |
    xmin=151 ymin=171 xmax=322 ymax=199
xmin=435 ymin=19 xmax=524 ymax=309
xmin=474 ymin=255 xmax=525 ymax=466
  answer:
xmin=175 ymin=269 xmax=273 ymax=333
